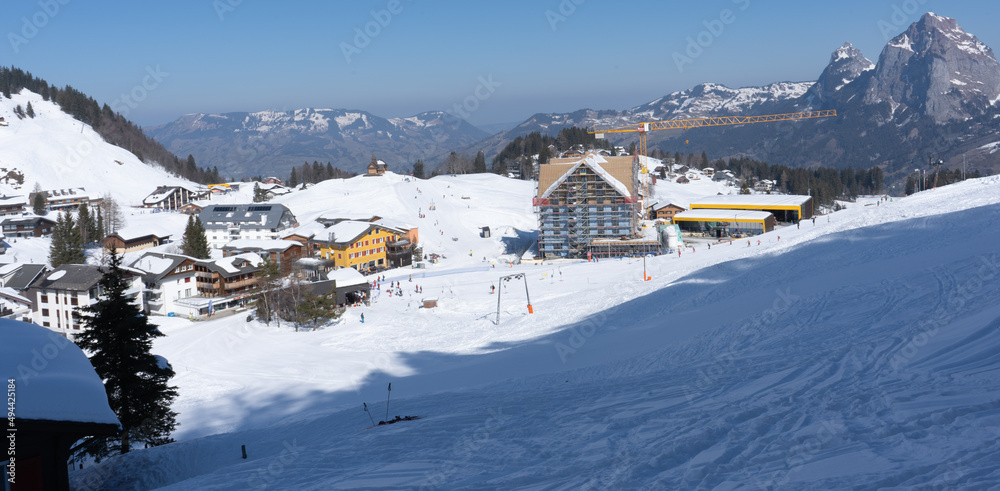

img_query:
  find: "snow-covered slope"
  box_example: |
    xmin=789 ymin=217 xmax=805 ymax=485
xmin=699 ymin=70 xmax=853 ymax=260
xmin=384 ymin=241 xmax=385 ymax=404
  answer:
xmin=0 ymin=90 xmax=197 ymax=205
xmin=70 ymin=174 xmax=1000 ymax=489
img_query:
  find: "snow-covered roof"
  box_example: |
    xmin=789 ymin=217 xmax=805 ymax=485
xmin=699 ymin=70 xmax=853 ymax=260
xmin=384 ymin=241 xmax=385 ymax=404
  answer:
xmin=673 ymin=209 xmax=775 ymax=221
xmin=282 ymin=221 xmax=329 ymax=240
xmin=328 ymin=267 xmax=367 ymax=287
xmin=0 ymin=286 xmax=30 ymax=304
xmin=324 ymin=221 xmax=375 ymax=244
xmin=132 ymin=254 xmax=177 ymax=276
xmin=0 ymin=319 xmax=119 ymax=425
xmin=224 ymin=239 xmax=302 ymax=252
xmin=689 ymin=194 xmax=811 ymax=208
xmin=213 ymin=253 xmax=263 ymax=274
xmin=142 ymin=185 xmax=193 ymax=205
xmin=373 ymin=218 xmax=415 ymax=232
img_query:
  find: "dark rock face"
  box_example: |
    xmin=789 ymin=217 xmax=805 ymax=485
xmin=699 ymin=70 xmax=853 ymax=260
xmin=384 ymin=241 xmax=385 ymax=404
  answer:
xmin=864 ymin=13 xmax=1000 ymax=122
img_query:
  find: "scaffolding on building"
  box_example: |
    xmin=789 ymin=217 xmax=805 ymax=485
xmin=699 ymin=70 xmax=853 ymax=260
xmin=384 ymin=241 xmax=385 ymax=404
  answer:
xmin=534 ymin=153 xmax=644 ymax=258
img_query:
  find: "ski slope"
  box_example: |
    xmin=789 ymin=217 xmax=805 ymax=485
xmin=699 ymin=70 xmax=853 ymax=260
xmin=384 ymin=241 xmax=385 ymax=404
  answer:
xmin=0 ymin=90 xmax=197 ymax=205
xmin=68 ymin=176 xmax=1000 ymax=489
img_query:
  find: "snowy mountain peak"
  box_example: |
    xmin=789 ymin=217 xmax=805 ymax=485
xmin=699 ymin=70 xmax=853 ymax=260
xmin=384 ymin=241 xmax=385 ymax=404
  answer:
xmin=807 ymin=42 xmax=876 ymax=102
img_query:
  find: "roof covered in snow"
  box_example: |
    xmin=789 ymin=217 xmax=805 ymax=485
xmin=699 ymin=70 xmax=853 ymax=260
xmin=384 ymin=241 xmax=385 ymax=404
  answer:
xmin=327 ymin=267 xmax=367 ymax=287
xmin=673 ymin=209 xmax=775 ymax=221
xmin=223 ymin=239 xmax=303 ymax=252
xmin=689 ymin=194 xmax=812 ymax=208
xmin=0 ymin=319 xmax=120 ymax=425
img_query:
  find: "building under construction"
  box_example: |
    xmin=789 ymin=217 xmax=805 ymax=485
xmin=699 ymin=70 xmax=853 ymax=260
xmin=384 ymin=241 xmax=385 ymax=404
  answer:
xmin=534 ymin=152 xmax=644 ymax=258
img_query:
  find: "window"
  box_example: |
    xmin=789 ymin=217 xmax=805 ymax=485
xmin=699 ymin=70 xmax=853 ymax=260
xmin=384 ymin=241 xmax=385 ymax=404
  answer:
xmin=40 ymin=294 xmax=48 ymax=303
xmin=42 ymin=309 xmax=49 ymax=316
xmin=71 ymin=297 xmax=78 ymax=306
xmin=185 ymin=277 xmax=191 ymax=283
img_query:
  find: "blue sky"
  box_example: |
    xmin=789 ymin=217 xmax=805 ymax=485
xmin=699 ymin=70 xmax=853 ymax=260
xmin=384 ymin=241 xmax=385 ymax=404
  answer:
xmin=4 ymin=0 xmax=998 ymax=129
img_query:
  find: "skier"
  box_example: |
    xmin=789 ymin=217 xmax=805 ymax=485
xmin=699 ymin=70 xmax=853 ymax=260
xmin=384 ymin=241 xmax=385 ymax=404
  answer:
xmin=361 ymin=313 xmax=365 ymax=323
xmin=490 ymin=284 xmax=495 ymax=294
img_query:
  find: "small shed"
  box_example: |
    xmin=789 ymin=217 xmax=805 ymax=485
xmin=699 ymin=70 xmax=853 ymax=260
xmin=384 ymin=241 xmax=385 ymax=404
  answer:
xmin=422 ymin=298 xmax=438 ymax=309
xmin=480 ymin=226 xmax=491 ymax=238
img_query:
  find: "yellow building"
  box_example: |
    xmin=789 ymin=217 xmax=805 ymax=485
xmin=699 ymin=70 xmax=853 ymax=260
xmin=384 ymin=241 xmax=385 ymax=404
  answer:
xmin=315 ymin=221 xmax=403 ymax=271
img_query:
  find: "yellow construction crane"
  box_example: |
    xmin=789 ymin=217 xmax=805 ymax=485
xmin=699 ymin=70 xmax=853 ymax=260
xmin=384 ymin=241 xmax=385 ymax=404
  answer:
xmin=590 ymin=109 xmax=837 ymax=210
xmin=591 ymin=109 xmax=837 ymax=158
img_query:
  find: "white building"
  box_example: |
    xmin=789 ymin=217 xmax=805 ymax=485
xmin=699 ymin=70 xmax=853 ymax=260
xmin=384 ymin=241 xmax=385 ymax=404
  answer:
xmin=26 ymin=264 xmax=143 ymax=340
xmin=199 ymin=203 xmax=298 ymax=249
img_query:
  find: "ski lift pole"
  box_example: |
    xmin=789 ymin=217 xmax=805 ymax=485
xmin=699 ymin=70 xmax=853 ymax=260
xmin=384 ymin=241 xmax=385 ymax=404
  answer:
xmin=495 ymin=280 xmax=503 ymax=325
xmin=523 ymin=274 xmax=533 ymax=314
xmin=385 ymin=383 xmax=391 ymax=422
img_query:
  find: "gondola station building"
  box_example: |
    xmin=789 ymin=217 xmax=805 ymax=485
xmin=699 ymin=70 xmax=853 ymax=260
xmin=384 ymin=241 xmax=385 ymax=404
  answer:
xmin=688 ymin=194 xmax=813 ymax=222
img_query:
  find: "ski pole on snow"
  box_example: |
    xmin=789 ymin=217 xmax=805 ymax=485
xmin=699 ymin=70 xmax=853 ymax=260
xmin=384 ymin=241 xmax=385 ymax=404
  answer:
xmin=363 ymin=403 xmax=375 ymax=426
xmin=385 ymin=383 xmax=392 ymax=422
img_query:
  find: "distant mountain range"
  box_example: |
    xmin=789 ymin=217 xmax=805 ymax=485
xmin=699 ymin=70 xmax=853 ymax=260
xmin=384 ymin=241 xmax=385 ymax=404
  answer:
xmin=148 ymin=12 xmax=1000 ymax=184
xmin=147 ymin=109 xmax=488 ymax=178
xmin=468 ymin=12 xmax=1000 ymax=182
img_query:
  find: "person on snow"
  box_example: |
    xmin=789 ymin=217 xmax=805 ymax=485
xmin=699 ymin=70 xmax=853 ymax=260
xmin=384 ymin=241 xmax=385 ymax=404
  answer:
xmin=361 ymin=313 xmax=365 ymax=323
xmin=490 ymin=284 xmax=496 ymax=294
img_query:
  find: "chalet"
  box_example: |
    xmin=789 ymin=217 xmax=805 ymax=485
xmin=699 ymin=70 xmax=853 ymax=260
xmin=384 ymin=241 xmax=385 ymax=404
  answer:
xmin=130 ymin=251 xmax=262 ymax=317
xmin=755 ymin=179 xmax=776 ymax=193
xmin=27 ymin=264 xmax=143 ymax=340
xmin=142 ymin=185 xmax=196 ymax=211
xmin=179 ymin=202 xmax=204 ymax=215
xmin=199 ymin=203 xmax=298 ymax=249
xmin=0 ymin=320 xmax=120 ymax=491
xmin=263 ymin=176 xmax=283 ymax=185
xmin=258 ymin=182 xmax=292 ymax=199
xmin=702 ymin=167 xmax=715 ymax=179
xmin=129 ymin=252 xmax=200 ymax=316
xmin=649 ymin=202 xmax=687 ymax=221
xmin=314 ymin=221 xmax=406 ymax=271
xmin=676 ymin=175 xmax=690 ymax=184
xmin=0 ymin=215 xmax=56 ymax=238
xmin=30 ymin=188 xmax=102 ymax=211
xmin=223 ymin=239 xmax=304 ymax=275
xmin=102 ymin=231 xmax=171 ymax=253
xmin=0 ymin=194 xmax=28 ymax=216
xmin=367 ymin=156 xmax=388 ymax=175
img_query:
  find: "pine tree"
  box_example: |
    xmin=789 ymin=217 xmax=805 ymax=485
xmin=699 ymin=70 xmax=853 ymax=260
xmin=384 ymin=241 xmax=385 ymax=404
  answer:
xmin=412 ymin=160 xmax=425 ymax=179
xmin=473 ymin=151 xmax=487 ymax=173
xmin=32 ymin=193 xmax=46 ymax=215
xmin=253 ymin=258 xmax=282 ymax=327
xmin=74 ymin=248 xmax=178 ymax=460
xmin=253 ymin=183 xmax=267 ymax=203
xmin=181 ymin=216 xmax=211 ymax=259
xmin=48 ymin=211 xmax=85 ymax=267
xmin=48 ymin=212 xmax=68 ymax=267
xmin=77 ymin=202 xmax=95 ymax=245
xmin=96 ymin=208 xmax=105 ymax=240
xmin=65 ymin=211 xmax=85 ymax=264
xmin=288 ymin=167 xmax=298 ymax=187
xmin=25 ymin=101 xmax=34 ymax=118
